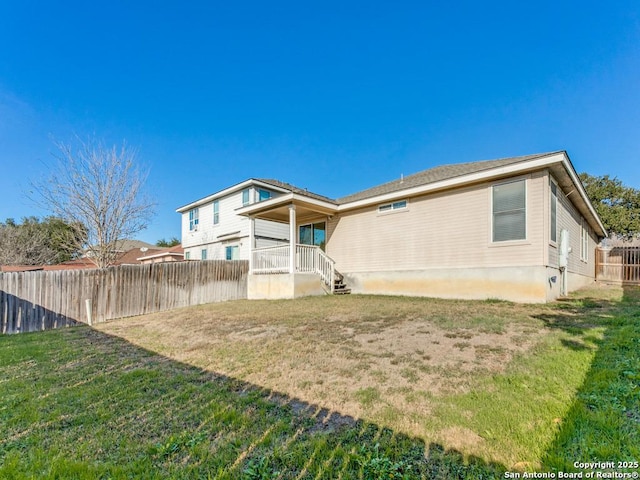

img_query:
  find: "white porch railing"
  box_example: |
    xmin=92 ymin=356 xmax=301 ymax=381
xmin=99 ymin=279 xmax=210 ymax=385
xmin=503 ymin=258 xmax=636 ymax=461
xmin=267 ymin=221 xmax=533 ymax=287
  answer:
xmin=252 ymin=244 xmax=335 ymax=292
xmin=251 ymin=245 xmax=290 ymax=274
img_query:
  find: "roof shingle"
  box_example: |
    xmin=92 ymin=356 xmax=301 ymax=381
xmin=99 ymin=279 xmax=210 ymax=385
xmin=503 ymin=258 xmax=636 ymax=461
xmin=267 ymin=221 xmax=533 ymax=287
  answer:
xmin=336 ymin=151 xmax=563 ymax=204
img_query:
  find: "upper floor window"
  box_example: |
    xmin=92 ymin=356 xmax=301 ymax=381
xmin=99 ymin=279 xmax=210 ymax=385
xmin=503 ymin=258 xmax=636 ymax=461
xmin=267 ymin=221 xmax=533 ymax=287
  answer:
xmin=378 ymin=200 xmax=407 ymax=213
xmin=189 ymin=208 xmax=199 ymax=231
xmin=242 ymin=189 xmax=250 ymax=206
xmin=550 ymin=180 xmax=557 ymax=243
xmin=201 ymin=249 xmax=207 ymax=260
xmin=258 ymin=189 xmax=272 ymax=202
xmin=492 ymin=179 xmax=526 ymax=242
xmin=213 ymin=200 xmax=220 ymax=224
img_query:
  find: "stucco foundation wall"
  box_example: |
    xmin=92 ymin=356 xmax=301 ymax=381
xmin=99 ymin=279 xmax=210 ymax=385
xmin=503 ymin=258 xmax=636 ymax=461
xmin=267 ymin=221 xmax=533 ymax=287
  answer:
xmin=343 ymin=266 xmax=551 ymax=303
xmin=248 ymin=273 xmax=325 ymax=299
xmin=567 ymin=271 xmax=596 ymax=292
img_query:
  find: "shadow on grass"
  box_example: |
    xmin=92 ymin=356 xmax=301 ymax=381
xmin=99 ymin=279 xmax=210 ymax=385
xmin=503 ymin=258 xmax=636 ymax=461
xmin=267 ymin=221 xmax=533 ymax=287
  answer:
xmin=541 ymin=285 xmax=640 ymax=472
xmin=0 ymin=326 xmax=507 ymax=479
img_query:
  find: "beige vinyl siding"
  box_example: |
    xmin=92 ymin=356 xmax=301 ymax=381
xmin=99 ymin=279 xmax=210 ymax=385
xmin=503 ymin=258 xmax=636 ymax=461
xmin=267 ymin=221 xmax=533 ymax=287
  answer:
xmin=548 ymin=180 xmax=597 ymax=278
xmin=327 ymin=172 xmax=546 ymax=272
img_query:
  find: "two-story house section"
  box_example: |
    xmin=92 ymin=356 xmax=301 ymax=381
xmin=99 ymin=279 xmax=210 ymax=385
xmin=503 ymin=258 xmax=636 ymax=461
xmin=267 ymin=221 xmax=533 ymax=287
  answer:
xmin=176 ymin=179 xmax=334 ymax=261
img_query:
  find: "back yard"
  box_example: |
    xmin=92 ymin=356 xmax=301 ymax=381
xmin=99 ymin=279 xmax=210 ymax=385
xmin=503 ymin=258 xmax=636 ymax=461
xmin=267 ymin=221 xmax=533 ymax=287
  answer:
xmin=1 ymin=284 xmax=638 ymax=478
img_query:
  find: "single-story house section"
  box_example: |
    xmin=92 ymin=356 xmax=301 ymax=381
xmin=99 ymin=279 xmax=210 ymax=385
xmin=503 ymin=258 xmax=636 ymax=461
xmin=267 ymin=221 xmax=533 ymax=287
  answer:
xmin=179 ymin=151 xmax=606 ymax=303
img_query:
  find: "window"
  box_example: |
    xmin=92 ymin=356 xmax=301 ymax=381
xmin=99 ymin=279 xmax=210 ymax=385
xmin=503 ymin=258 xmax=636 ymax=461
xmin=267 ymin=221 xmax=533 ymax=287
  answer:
xmin=299 ymin=222 xmax=326 ymax=250
xmin=550 ymin=180 xmax=557 ymax=243
xmin=492 ymin=179 xmax=526 ymax=242
xmin=185 ymin=251 xmax=191 ymax=260
xmin=213 ymin=200 xmax=219 ymax=225
xmin=225 ymin=245 xmax=239 ymax=260
xmin=258 ymin=189 xmax=272 ymax=202
xmin=189 ymin=208 xmax=199 ymax=231
xmin=581 ymin=220 xmax=589 ymax=262
xmin=201 ymin=249 xmax=207 ymax=260
xmin=242 ymin=189 xmax=250 ymax=206
xmin=378 ymin=200 xmax=407 ymax=213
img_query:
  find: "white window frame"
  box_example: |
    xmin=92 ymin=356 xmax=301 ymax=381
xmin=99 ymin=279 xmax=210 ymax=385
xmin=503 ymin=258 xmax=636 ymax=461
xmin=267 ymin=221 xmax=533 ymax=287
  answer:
xmin=225 ymin=245 xmax=239 ymax=260
xmin=242 ymin=189 xmax=250 ymax=206
xmin=491 ymin=178 xmax=528 ymax=244
xmin=550 ymin=178 xmax=558 ymax=245
xmin=258 ymin=189 xmax=272 ymax=202
xmin=185 ymin=251 xmax=191 ymax=260
xmin=581 ymin=220 xmax=589 ymax=262
xmin=213 ymin=200 xmax=220 ymax=225
xmin=378 ymin=199 xmax=408 ymax=214
xmin=189 ymin=208 xmax=199 ymax=231
xmin=201 ymin=249 xmax=207 ymax=260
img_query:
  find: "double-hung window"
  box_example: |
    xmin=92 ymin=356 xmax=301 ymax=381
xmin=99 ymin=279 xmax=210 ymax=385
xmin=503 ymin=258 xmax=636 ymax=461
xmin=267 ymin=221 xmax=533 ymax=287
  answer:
xmin=189 ymin=208 xmax=199 ymax=231
xmin=213 ymin=200 xmax=220 ymax=225
xmin=581 ymin=220 xmax=589 ymax=262
xmin=492 ymin=179 xmax=526 ymax=242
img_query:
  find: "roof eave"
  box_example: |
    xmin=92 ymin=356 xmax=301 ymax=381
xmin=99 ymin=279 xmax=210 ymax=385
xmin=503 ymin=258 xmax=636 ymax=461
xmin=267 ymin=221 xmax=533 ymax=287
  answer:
xmin=235 ymin=192 xmax=338 ymax=217
xmin=176 ymin=179 xmax=293 ymax=213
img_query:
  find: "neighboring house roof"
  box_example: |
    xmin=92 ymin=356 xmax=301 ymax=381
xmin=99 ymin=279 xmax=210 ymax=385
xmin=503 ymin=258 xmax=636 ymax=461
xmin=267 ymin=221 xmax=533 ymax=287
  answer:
xmin=137 ymin=245 xmax=184 ymax=262
xmin=336 ymin=152 xmax=559 ymax=204
xmin=110 ymin=239 xmax=157 ymax=252
xmin=1 ymin=265 xmax=45 ymax=272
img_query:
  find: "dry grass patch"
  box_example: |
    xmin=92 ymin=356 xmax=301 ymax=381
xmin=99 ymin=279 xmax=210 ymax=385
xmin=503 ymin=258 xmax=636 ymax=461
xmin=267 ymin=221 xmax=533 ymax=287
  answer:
xmin=96 ymin=287 xmax=617 ymax=467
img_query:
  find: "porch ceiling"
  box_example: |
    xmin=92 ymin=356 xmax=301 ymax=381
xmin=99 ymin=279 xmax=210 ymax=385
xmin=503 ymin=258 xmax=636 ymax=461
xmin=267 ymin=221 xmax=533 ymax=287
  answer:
xmin=236 ymin=193 xmax=337 ymax=224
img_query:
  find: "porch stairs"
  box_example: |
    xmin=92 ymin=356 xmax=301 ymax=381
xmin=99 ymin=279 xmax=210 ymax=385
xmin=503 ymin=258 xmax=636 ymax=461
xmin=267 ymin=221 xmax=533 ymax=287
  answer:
xmin=332 ymin=271 xmax=351 ymax=295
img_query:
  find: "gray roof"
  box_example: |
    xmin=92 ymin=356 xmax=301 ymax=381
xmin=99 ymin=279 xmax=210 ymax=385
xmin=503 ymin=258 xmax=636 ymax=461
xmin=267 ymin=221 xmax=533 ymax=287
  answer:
xmin=257 ymin=178 xmax=338 ymax=204
xmin=336 ymin=151 xmax=563 ymax=204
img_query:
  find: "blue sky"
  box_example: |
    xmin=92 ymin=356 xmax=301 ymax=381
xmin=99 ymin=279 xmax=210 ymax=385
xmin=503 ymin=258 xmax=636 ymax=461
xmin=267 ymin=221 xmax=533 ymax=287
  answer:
xmin=1 ymin=1 xmax=639 ymax=244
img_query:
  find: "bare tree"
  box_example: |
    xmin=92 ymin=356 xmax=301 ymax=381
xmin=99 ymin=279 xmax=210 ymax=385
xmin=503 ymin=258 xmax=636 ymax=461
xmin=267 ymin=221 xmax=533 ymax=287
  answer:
xmin=32 ymin=136 xmax=156 ymax=268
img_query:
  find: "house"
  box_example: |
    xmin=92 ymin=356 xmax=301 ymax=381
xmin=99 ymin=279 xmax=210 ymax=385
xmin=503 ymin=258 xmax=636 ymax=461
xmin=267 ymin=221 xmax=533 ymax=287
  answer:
xmin=178 ymin=151 xmax=606 ymax=303
xmin=176 ymin=179 xmax=334 ymax=261
xmin=137 ymin=244 xmax=185 ymax=264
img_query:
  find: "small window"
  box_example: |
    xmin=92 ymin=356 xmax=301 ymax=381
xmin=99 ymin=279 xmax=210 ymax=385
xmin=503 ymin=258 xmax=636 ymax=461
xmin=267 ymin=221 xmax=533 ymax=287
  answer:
xmin=225 ymin=245 xmax=239 ymax=260
xmin=201 ymin=249 xmax=207 ymax=260
xmin=378 ymin=200 xmax=407 ymax=213
xmin=185 ymin=251 xmax=191 ymax=260
xmin=492 ymin=179 xmax=526 ymax=242
xmin=213 ymin=200 xmax=219 ymax=225
xmin=258 ymin=189 xmax=272 ymax=202
xmin=550 ymin=180 xmax=557 ymax=243
xmin=189 ymin=208 xmax=199 ymax=231
xmin=242 ymin=189 xmax=250 ymax=206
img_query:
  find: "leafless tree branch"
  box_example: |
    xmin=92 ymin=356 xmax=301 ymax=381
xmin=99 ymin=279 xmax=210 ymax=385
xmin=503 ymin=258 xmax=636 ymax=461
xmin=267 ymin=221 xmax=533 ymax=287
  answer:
xmin=30 ymin=136 xmax=156 ymax=268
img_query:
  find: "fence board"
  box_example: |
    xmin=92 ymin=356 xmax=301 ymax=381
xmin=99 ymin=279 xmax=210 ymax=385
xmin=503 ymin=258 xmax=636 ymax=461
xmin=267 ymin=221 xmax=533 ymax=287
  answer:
xmin=0 ymin=260 xmax=248 ymax=334
xmin=596 ymin=246 xmax=640 ymax=284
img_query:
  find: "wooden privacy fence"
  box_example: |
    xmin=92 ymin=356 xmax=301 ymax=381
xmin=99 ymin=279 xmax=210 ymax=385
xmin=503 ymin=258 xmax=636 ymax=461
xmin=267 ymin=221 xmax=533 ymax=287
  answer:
xmin=0 ymin=260 xmax=248 ymax=334
xmin=595 ymin=246 xmax=640 ymax=284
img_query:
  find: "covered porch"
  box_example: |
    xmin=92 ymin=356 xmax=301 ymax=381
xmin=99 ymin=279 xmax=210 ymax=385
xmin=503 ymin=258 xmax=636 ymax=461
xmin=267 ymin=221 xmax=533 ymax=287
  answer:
xmin=236 ymin=192 xmax=347 ymax=298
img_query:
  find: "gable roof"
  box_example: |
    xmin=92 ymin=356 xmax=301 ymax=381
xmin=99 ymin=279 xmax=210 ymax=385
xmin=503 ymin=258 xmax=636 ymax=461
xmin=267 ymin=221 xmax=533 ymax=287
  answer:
xmin=256 ymin=179 xmax=338 ymax=204
xmin=337 ymin=152 xmax=560 ymax=204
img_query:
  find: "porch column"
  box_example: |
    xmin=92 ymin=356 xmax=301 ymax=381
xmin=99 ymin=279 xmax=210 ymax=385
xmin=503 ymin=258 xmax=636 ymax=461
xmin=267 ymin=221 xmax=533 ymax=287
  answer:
xmin=248 ymin=216 xmax=255 ymax=273
xmin=289 ymin=204 xmax=296 ymax=274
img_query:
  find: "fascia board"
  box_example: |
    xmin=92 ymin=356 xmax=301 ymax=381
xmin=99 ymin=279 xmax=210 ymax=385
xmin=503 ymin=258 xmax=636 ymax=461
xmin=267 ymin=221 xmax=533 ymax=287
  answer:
xmin=336 ymin=153 xmax=567 ymax=212
xmin=176 ymin=179 xmax=291 ymax=213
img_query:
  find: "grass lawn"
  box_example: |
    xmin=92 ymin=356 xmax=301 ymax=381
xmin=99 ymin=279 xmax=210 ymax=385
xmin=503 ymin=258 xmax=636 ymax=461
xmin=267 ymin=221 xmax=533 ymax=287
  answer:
xmin=1 ymin=284 xmax=638 ymax=479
